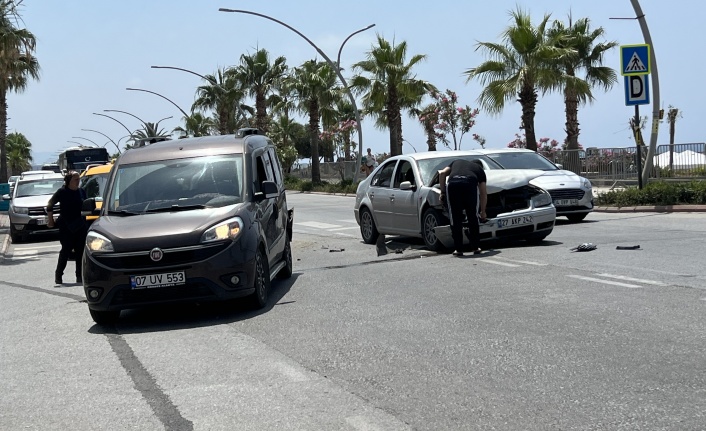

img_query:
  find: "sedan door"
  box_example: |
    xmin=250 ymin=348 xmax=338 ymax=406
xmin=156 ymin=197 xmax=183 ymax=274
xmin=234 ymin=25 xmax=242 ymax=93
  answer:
xmin=366 ymin=160 xmax=397 ymax=231
xmin=389 ymin=160 xmax=419 ymax=235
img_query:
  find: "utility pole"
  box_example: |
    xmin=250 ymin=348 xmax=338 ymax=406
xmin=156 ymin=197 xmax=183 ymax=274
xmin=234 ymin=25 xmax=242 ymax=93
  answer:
xmin=630 ymin=0 xmax=660 ymax=186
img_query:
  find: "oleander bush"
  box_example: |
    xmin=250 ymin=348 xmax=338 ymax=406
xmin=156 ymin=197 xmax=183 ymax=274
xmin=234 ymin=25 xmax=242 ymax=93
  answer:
xmin=596 ymin=180 xmax=706 ymax=206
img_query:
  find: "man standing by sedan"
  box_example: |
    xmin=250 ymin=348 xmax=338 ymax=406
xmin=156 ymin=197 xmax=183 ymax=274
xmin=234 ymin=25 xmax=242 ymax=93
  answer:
xmin=438 ymin=159 xmax=487 ymax=256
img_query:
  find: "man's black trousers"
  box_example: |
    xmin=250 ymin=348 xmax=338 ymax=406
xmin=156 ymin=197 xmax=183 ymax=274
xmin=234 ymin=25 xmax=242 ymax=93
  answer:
xmin=446 ymin=177 xmax=480 ymax=251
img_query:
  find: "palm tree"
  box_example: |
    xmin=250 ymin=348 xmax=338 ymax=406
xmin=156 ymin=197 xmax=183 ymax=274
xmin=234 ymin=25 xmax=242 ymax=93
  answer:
xmin=410 ymin=103 xmax=439 ymax=151
xmin=0 ymin=1 xmax=40 ymax=182
xmin=464 ymin=7 xmax=571 ymax=152
xmin=173 ymin=112 xmax=217 ymax=138
xmin=128 ymin=120 xmax=172 ymax=148
xmin=192 ymin=68 xmax=251 ymax=135
xmin=231 ymin=48 xmax=288 ymax=133
xmin=6 ymin=131 xmax=31 ymax=174
xmin=288 ymin=60 xmax=340 ymax=184
xmin=351 ymin=35 xmax=434 ymax=156
xmin=548 ymin=15 xmax=618 ymax=172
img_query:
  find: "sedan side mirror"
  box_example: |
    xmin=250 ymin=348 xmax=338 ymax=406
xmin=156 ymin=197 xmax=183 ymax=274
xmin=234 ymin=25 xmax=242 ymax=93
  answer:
xmin=81 ymin=197 xmax=101 ymax=216
xmin=399 ymin=181 xmax=416 ymax=191
xmin=1 ymin=194 xmax=10 ymax=201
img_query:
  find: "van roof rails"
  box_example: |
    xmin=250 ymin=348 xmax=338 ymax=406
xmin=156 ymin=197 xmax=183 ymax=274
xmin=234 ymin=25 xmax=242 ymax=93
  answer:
xmin=235 ymin=128 xmax=263 ymax=137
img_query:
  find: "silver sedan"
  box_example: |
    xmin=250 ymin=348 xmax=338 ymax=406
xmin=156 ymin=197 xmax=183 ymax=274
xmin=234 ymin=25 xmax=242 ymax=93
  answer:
xmin=353 ymin=151 xmax=556 ymax=252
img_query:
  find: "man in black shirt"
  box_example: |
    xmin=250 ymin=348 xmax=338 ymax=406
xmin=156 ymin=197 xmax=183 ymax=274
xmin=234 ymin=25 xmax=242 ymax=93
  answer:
xmin=47 ymin=171 xmax=87 ymax=285
xmin=438 ymin=159 xmax=487 ymax=256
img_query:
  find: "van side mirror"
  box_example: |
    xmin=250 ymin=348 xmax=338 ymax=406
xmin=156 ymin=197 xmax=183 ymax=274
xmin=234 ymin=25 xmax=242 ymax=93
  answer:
xmin=81 ymin=197 xmax=102 ymax=216
xmin=254 ymin=181 xmax=279 ymax=201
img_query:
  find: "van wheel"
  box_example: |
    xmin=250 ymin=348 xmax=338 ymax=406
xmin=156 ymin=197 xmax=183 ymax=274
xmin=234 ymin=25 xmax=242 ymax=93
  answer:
xmin=249 ymin=248 xmax=271 ymax=309
xmin=89 ymin=309 xmax=120 ymax=325
xmin=422 ymin=208 xmax=447 ymax=252
xmin=359 ymin=207 xmax=379 ymax=244
xmin=277 ymin=240 xmax=293 ymax=279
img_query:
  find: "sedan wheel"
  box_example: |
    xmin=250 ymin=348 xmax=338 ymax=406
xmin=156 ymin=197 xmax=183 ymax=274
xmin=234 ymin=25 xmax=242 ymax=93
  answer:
xmin=359 ymin=207 xmax=379 ymax=244
xmin=422 ymin=208 xmax=447 ymax=252
xmin=249 ymin=248 xmax=271 ymax=309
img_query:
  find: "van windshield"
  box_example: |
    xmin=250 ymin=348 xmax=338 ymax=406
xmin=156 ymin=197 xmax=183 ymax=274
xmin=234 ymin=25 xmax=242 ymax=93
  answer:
xmin=107 ymin=154 xmax=244 ymax=213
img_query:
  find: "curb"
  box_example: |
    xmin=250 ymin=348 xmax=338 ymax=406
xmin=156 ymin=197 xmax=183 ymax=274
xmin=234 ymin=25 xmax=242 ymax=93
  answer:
xmin=593 ymin=205 xmax=706 ymax=213
xmin=0 ymin=212 xmax=9 ymax=264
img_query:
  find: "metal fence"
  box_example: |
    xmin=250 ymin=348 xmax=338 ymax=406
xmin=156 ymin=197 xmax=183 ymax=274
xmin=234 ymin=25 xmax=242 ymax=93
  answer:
xmin=544 ymin=143 xmax=706 ymax=181
xmin=289 ymin=143 xmax=706 ymax=183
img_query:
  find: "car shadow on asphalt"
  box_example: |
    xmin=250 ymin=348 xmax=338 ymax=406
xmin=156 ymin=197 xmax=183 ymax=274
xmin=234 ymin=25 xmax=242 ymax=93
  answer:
xmin=88 ymin=274 xmax=301 ymax=334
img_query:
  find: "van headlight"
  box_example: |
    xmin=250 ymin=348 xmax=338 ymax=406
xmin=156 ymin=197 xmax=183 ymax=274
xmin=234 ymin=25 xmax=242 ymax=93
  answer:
xmin=86 ymin=231 xmax=114 ymax=253
xmin=201 ymin=216 xmax=244 ymax=243
xmin=532 ymin=192 xmax=552 ymax=208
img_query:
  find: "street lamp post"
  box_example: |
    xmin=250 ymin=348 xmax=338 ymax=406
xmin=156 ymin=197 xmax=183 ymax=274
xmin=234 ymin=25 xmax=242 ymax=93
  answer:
xmin=217 ymin=8 xmax=374 ymax=182
xmin=630 ymin=0 xmax=660 ymax=187
xmin=150 ymin=65 xmax=251 ymax=128
xmin=81 ymin=128 xmax=120 ymax=153
xmin=71 ymin=136 xmax=99 ymax=147
xmin=103 ymin=109 xmax=149 ymax=126
xmin=93 ymin=112 xmax=133 ymax=136
xmin=126 ymin=87 xmax=189 ymax=119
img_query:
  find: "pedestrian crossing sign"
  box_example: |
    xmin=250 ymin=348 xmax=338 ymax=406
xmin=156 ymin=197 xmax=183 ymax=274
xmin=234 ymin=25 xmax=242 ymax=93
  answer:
xmin=620 ymin=44 xmax=650 ymax=76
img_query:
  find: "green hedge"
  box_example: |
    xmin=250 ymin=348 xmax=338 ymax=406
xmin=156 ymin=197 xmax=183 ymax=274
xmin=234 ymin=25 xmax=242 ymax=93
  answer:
xmin=284 ymin=176 xmax=359 ymax=195
xmin=596 ymin=180 xmax=706 ymax=206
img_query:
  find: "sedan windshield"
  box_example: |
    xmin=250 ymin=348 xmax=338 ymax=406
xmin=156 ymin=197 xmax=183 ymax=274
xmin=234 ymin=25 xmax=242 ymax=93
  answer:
xmin=106 ymin=154 xmax=244 ymax=214
xmin=15 ymin=179 xmax=65 ymax=197
xmin=417 ymin=154 xmax=502 ymax=186
xmin=485 ymin=152 xmax=558 ymax=171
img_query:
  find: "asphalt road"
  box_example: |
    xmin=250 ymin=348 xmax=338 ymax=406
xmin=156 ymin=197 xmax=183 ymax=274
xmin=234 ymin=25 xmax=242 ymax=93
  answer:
xmin=1 ymin=194 xmax=705 ymax=430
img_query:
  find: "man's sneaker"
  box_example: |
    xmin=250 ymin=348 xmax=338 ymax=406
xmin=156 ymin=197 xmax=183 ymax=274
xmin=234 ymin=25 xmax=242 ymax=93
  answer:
xmin=453 ymin=250 xmax=464 ymax=257
xmin=473 ymin=248 xmax=482 ymax=255
xmin=55 ymin=275 xmax=63 ymax=285
xmin=76 ymin=275 xmax=83 ymax=284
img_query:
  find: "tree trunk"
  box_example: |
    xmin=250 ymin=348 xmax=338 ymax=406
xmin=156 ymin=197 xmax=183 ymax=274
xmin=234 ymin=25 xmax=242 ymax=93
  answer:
xmin=0 ymin=91 xmax=8 ymax=183
xmin=396 ymin=117 xmax=404 ymax=155
xmin=518 ymin=85 xmax=538 ymax=152
xmin=256 ymin=91 xmax=268 ymax=133
xmin=563 ymin=85 xmax=581 ymax=174
xmin=308 ymin=100 xmax=321 ymax=184
xmin=668 ymin=108 xmax=677 ymax=172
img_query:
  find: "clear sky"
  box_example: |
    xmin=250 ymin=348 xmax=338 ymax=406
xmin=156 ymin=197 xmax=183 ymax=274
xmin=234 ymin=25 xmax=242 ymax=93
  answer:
xmin=8 ymin=0 xmax=701 ymax=164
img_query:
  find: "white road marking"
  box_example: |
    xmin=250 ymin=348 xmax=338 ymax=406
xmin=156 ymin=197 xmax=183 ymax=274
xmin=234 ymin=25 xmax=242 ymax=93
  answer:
xmin=346 ymin=415 xmax=385 ymax=431
xmin=297 ymin=221 xmax=341 ymax=229
xmin=567 ymin=275 xmax=642 ymax=288
xmin=477 ymin=258 xmax=520 ymax=267
xmin=13 ymin=244 xmax=59 ymax=251
xmin=494 ymin=257 xmax=547 ymax=266
xmin=596 ymin=273 xmax=666 ymax=286
xmin=329 ymin=226 xmax=359 ymax=231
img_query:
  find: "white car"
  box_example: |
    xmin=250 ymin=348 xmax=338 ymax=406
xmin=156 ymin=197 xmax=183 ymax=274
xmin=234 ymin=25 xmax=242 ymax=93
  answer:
xmin=3 ymin=175 xmax=64 ymax=242
xmin=353 ymin=151 xmax=556 ymax=252
xmin=479 ymin=148 xmax=593 ymax=222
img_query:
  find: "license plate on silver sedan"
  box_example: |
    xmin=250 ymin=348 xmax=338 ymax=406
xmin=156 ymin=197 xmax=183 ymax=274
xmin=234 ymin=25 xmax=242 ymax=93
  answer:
xmin=130 ymin=271 xmax=186 ymax=289
xmin=497 ymin=215 xmax=533 ymax=228
xmin=554 ymin=199 xmax=579 ymax=206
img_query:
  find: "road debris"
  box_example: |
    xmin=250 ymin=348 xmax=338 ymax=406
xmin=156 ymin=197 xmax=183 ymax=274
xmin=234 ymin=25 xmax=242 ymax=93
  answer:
xmin=570 ymin=243 xmax=597 ymax=252
xmin=616 ymin=245 xmax=641 ymax=250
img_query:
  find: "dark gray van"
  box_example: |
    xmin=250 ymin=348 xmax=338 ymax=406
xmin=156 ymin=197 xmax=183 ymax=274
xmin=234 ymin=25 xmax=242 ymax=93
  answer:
xmin=81 ymin=129 xmax=293 ymax=324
